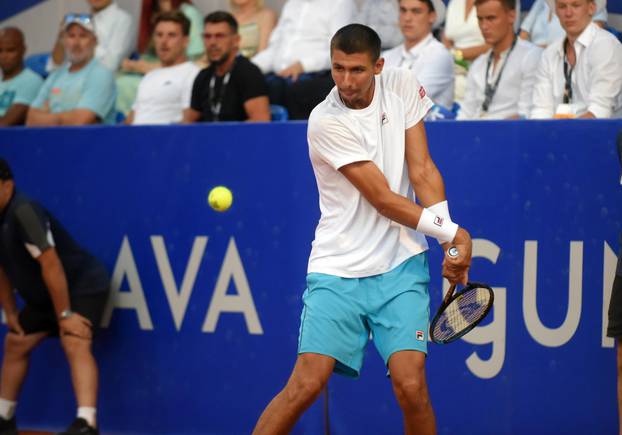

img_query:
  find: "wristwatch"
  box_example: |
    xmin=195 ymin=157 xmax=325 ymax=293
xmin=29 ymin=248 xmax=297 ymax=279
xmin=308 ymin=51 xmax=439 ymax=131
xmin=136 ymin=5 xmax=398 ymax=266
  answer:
xmin=59 ymin=309 xmax=74 ymax=320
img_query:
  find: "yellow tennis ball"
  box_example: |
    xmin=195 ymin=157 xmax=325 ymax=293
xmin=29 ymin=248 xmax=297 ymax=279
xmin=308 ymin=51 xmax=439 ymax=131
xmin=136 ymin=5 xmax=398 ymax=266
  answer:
xmin=208 ymin=186 xmax=233 ymax=212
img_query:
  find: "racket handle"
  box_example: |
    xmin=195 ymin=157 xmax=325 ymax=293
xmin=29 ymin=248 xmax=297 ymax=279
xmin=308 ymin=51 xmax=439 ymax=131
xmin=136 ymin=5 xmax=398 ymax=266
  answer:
xmin=443 ymin=283 xmax=457 ymax=304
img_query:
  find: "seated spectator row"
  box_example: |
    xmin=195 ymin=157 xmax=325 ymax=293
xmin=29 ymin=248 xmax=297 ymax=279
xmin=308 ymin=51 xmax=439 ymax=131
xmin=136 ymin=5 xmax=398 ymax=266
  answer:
xmin=0 ymin=0 xmax=621 ymax=127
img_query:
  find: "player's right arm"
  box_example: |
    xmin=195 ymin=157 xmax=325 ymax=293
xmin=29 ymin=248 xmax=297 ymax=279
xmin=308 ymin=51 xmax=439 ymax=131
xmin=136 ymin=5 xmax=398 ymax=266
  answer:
xmin=0 ymin=266 xmax=24 ymax=335
xmin=339 ymin=158 xmax=471 ymax=284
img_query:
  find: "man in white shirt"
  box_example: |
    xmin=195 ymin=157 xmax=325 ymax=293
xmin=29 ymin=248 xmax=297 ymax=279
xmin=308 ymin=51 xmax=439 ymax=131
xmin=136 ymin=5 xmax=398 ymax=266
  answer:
xmin=251 ymin=0 xmax=356 ymax=119
xmin=531 ymin=0 xmax=622 ymax=118
xmin=50 ymin=0 xmax=134 ymax=71
xmin=458 ymin=0 xmax=542 ymax=119
xmin=126 ymin=11 xmax=199 ymax=125
xmin=253 ymin=24 xmax=472 ymax=435
xmin=383 ymin=0 xmax=455 ymax=109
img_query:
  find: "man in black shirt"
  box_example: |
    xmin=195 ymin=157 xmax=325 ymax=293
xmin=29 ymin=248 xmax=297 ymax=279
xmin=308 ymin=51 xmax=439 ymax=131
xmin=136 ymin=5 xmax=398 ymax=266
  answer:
xmin=0 ymin=160 xmax=109 ymax=435
xmin=183 ymin=11 xmax=271 ymax=123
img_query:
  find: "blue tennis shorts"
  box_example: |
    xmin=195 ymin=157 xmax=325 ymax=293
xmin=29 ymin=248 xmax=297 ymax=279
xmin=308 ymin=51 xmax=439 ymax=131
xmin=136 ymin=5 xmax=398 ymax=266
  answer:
xmin=298 ymin=253 xmax=430 ymax=378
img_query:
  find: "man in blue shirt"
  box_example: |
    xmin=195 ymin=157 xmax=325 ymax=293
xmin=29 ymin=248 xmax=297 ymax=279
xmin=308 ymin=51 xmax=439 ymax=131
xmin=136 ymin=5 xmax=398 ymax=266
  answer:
xmin=0 ymin=27 xmax=43 ymax=126
xmin=26 ymin=14 xmax=116 ymax=126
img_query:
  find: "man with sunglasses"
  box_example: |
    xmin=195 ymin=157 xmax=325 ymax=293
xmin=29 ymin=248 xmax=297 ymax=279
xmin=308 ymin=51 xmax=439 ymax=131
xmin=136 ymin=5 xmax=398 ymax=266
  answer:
xmin=25 ymin=15 xmax=116 ymax=126
xmin=0 ymin=159 xmax=110 ymax=435
xmin=50 ymin=0 xmax=133 ymax=72
xmin=531 ymin=0 xmax=622 ymax=118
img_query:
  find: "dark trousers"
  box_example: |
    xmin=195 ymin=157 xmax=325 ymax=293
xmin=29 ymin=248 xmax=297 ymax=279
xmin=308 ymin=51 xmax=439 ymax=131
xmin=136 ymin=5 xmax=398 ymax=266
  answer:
xmin=265 ymin=71 xmax=335 ymax=120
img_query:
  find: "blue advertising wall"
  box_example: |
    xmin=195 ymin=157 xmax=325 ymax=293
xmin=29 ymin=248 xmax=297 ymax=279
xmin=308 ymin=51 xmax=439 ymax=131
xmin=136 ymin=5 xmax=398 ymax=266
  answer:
xmin=0 ymin=120 xmax=621 ymax=434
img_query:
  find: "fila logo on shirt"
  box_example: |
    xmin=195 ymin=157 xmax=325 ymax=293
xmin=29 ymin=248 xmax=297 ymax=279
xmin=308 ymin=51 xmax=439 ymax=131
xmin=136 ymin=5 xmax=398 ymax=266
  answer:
xmin=419 ymin=86 xmax=426 ymax=99
xmin=434 ymin=216 xmax=444 ymax=227
xmin=416 ymin=330 xmax=425 ymax=341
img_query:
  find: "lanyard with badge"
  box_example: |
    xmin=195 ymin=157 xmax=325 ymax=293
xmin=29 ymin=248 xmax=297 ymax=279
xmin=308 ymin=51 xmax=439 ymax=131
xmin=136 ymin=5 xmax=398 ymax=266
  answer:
xmin=481 ymin=37 xmax=517 ymax=114
xmin=563 ymin=40 xmax=574 ymax=104
xmin=208 ymin=57 xmax=236 ymax=121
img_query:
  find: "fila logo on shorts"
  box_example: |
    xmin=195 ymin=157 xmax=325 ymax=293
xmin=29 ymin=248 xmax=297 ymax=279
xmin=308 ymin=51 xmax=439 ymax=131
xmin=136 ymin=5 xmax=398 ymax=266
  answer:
xmin=433 ymin=216 xmax=444 ymax=227
xmin=419 ymin=86 xmax=426 ymax=99
xmin=381 ymin=112 xmax=388 ymax=125
xmin=416 ymin=330 xmax=425 ymax=341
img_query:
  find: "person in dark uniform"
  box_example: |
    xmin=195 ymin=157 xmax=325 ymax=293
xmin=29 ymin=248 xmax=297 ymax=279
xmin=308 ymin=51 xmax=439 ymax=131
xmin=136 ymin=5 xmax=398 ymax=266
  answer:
xmin=608 ymin=131 xmax=622 ymax=435
xmin=0 ymin=159 xmax=109 ymax=435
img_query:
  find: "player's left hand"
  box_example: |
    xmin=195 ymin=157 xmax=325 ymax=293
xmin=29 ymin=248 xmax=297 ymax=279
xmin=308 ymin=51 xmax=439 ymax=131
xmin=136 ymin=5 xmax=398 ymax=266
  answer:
xmin=442 ymin=227 xmax=472 ymax=285
xmin=277 ymin=62 xmax=304 ymax=81
xmin=59 ymin=313 xmax=93 ymax=339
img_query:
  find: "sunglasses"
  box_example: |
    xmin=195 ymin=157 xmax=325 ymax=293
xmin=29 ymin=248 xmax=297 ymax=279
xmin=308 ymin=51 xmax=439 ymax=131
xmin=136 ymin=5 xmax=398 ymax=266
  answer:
xmin=63 ymin=13 xmax=93 ymax=25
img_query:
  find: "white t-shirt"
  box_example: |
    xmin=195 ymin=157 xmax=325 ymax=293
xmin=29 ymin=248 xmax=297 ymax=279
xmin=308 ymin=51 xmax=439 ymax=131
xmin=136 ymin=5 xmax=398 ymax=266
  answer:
xmin=307 ymin=68 xmax=434 ymax=278
xmin=132 ymin=61 xmax=200 ymax=125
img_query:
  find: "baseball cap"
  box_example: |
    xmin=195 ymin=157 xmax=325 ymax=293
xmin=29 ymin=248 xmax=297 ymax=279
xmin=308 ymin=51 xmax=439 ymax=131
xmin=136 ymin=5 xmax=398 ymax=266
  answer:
xmin=545 ymin=0 xmax=607 ymax=15
xmin=0 ymin=159 xmax=14 ymax=181
xmin=63 ymin=13 xmax=95 ymax=33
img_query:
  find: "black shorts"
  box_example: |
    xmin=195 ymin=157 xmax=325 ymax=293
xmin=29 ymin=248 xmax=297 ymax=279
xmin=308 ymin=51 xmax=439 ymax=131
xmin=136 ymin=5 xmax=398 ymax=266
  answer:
xmin=607 ymin=234 xmax=622 ymax=338
xmin=17 ymin=291 xmax=110 ymax=337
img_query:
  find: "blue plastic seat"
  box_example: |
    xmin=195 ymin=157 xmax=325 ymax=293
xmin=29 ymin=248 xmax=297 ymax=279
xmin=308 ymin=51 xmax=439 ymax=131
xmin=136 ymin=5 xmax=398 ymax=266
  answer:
xmin=24 ymin=53 xmax=50 ymax=78
xmin=270 ymin=104 xmax=289 ymax=121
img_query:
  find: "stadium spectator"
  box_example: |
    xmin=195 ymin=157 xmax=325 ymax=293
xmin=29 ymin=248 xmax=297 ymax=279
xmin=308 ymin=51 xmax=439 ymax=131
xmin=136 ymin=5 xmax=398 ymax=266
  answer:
xmin=183 ymin=11 xmax=270 ymax=122
xmin=0 ymin=159 xmax=110 ymax=435
xmin=26 ymin=16 xmax=116 ymax=126
xmin=443 ymin=0 xmax=489 ymax=62
xmin=0 ymin=27 xmax=43 ymax=126
xmin=50 ymin=0 xmax=134 ymax=72
xmin=458 ymin=0 xmax=541 ymax=119
xmin=251 ymin=0 xmax=356 ymax=119
xmin=383 ymin=0 xmax=454 ymax=109
xmin=530 ymin=0 xmax=622 ymax=118
xmin=230 ymin=0 xmax=277 ymax=58
xmin=519 ymin=0 xmax=608 ymax=46
xmin=125 ymin=11 xmax=200 ymax=125
xmin=117 ymin=0 xmax=205 ymax=115
xmin=357 ymin=0 xmax=403 ymax=49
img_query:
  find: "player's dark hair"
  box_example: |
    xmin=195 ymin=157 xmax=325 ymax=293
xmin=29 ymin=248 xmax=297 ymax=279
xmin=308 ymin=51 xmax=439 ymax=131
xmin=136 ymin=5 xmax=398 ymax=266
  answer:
xmin=154 ymin=10 xmax=191 ymax=36
xmin=330 ymin=24 xmax=381 ymax=62
xmin=204 ymin=11 xmax=238 ymax=34
xmin=474 ymin=0 xmax=515 ymax=10
xmin=0 ymin=159 xmax=14 ymax=181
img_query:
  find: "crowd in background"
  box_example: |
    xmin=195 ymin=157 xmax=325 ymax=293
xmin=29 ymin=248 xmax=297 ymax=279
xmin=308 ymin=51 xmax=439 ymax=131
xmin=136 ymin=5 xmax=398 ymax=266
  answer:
xmin=0 ymin=0 xmax=621 ymax=127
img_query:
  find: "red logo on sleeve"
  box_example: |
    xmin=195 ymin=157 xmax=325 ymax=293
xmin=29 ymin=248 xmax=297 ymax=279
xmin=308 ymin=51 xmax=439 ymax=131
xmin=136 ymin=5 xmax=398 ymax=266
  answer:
xmin=419 ymin=86 xmax=426 ymax=99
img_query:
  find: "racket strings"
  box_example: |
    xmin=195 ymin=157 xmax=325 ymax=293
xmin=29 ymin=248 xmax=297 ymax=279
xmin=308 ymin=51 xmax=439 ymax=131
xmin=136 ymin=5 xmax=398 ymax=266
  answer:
xmin=432 ymin=287 xmax=491 ymax=340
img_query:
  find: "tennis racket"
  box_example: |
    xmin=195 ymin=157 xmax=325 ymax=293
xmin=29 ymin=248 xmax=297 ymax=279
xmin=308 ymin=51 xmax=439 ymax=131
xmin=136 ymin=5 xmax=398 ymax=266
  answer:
xmin=429 ymin=281 xmax=494 ymax=344
xmin=429 ymin=245 xmax=494 ymax=344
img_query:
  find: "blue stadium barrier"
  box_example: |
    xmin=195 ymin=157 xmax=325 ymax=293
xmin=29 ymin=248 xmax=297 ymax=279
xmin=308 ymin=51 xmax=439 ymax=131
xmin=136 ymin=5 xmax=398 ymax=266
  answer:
xmin=0 ymin=120 xmax=621 ymax=434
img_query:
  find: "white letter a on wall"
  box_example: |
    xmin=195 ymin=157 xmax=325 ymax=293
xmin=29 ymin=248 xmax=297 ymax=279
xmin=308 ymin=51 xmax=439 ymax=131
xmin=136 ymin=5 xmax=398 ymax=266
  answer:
xmin=101 ymin=236 xmax=154 ymax=330
xmin=203 ymin=237 xmax=263 ymax=335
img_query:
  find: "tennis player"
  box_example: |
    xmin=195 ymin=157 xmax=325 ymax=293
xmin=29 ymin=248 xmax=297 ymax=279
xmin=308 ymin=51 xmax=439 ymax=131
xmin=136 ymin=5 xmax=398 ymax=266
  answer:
xmin=253 ymin=24 xmax=472 ymax=435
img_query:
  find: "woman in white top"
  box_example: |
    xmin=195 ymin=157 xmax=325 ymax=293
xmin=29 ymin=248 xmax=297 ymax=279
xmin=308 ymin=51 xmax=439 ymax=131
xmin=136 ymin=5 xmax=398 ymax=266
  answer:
xmin=230 ymin=0 xmax=277 ymax=58
xmin=442 ymin=0 xmax=488 ymax=61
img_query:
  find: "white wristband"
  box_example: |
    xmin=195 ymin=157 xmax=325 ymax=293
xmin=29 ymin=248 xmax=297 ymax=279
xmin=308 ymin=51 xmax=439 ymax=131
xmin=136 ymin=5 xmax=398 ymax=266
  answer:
xmin=428 ymin=200 xmax=451 ymax=221
xmin=428 ymin=200 xmax=452 ymax=244
xmin=416 ymin=208 xmax=459 ymax=243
